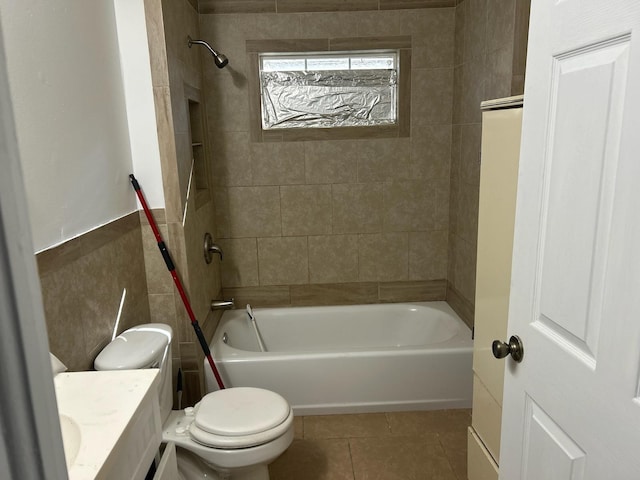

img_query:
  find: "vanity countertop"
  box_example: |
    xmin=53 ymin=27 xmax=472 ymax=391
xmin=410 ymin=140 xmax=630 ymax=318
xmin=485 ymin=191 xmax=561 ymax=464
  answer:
xmin=54 ymin=369 xmax=161 ymax=479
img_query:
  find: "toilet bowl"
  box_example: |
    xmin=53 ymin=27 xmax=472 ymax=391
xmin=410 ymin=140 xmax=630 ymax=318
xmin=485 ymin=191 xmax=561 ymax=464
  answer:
xmin=94 ymin=323 xmax=293 ymax=480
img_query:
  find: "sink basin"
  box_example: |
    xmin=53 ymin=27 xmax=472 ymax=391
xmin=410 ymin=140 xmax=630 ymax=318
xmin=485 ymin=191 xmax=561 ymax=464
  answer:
xmin=59 ymin=414 xmax=81 ymax=467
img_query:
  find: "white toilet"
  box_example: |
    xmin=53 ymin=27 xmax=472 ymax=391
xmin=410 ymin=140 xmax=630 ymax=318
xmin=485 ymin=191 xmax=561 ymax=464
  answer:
xmin=94 ymin=323 xmax=294 ymax=480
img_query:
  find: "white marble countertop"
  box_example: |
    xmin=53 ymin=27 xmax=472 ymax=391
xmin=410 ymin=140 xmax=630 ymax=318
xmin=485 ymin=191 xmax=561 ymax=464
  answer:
xmin=54 ymin=370 xmax=160 ymax=479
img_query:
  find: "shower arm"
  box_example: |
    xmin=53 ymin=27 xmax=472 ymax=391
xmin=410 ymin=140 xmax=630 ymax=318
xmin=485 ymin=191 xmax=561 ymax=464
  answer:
xmin=187 ymin=36 xmax=220 ymax=56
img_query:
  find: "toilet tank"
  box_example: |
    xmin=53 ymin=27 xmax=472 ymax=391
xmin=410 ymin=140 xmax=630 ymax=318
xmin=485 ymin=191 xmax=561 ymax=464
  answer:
xmin=95 ymin=323 xmax=174 ymax=423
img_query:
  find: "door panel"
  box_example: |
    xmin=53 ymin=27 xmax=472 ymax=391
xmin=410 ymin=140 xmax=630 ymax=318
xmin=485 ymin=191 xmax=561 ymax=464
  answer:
xmin=522 ymin=397 xmax=586 ymax=480
xmin=537 ymin=36 xmax=630 ymax=366
xmin=500 ymin=1 xmax=640 ymax=478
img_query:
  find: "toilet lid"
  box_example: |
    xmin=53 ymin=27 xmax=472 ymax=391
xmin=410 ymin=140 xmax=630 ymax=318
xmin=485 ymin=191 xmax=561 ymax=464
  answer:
xmin=195 ymin=387 xmax=290 ymax=436
xmin=188 ymin=387 xmax=293 ymax=449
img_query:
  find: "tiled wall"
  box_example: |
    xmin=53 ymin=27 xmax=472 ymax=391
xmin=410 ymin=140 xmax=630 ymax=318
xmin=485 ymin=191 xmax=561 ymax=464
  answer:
xmin=144 ymin=0 xmax=223 ymax=404
xmin=37 ymin=214 xmax=150 ymax=371
xmin=200 ymin=7 xmax=456 ymax=307
xmin=447 ymin=0 xmax=530 ymax=324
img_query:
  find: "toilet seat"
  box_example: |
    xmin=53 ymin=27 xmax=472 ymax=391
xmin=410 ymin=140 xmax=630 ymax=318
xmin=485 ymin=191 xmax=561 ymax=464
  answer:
xmin=189 ymin=387 xmax=293 ymax=449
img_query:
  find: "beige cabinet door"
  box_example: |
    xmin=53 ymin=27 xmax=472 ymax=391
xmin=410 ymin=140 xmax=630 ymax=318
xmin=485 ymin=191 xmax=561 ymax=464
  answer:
xmin=469 ymin=100 xmax=523 ymax=478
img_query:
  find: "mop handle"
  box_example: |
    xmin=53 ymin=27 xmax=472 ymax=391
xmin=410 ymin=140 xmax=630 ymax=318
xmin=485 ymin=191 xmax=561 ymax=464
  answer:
xmin=129 ymin=174 xmax=225 ymax=390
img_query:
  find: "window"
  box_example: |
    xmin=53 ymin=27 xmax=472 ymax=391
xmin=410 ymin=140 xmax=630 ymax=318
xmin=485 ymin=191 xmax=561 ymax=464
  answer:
xmin=259 ymin=51 xmax=398 ymax=130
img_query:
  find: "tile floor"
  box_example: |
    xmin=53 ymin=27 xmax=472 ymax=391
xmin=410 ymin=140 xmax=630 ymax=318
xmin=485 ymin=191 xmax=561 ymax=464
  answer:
xmin=269 ymin=409 xmax=471 ymax=480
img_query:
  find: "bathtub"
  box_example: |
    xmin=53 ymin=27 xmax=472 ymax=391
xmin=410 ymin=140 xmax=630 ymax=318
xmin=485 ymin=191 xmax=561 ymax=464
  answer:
xmin=205 ymin=301 xmax=473 ymax=415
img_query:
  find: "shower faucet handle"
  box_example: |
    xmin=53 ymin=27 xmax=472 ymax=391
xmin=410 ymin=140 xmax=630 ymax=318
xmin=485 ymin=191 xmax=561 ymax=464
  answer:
xmin=204 ymin=232 xmax=223 ymax=263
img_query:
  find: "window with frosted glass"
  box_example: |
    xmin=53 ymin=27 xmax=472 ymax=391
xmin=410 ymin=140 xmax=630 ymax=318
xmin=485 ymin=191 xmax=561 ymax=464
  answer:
xmin=259 ymin=51 xmax=398 ymax=130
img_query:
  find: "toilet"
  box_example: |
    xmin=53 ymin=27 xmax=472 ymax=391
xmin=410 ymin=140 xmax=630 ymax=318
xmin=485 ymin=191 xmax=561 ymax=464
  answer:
xmin=94 ymin=323 xmax=294 ymax=480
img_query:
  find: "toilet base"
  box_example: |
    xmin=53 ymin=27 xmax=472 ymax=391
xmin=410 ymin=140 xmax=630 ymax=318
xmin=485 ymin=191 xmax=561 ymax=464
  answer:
xmin=175 ymin=447 xmax=270 ymax=480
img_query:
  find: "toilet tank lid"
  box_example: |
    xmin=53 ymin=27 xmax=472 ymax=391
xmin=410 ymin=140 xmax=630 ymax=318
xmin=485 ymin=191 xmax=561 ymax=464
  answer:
xmin=94 ymin=323 xmax=173 ymax=370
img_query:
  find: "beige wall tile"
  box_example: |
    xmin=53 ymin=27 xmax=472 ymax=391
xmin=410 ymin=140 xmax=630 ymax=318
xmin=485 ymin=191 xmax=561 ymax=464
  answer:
xmin=486 ymin=0 xmax=516 ymax=54
xmin=410 ymin=125 xmax=452 ymax=180
xmin=304 ymin=140 xmax=358 ymax=184
xmin=513 ymin=0 xmax=531 ymax=77
xmin=251 ymin=142 xmax=305 ymax=185
xmin=411 ymin=67 xmax=454 ymax=126
xmin=358 ymin=233 xmax=409 ymax=282
xmin=149 ymin=293 xmax=180 ymax=334
xmin=357 ymin=138 xmax=411 ymax=183
xmin=464 ymin=0 xmax=487 ymax=62
xmin=460 ymin=123 xmax=481 ymax=185
xmin=446 ymin=280 xmax=474 ymax=327
xmin=409 ymin=230 xmax=448 ymax=280
xmin=222 ymin=285 xmax=291 ymax=307
xmin=452 ymin=64 xmax=464 ymax=124
xmin=378 ymin=279 xmax=447 ymax=302
xmin=199 ymin=0 xmax=276 ymax=14
xmin=380 ymin=0 xmax=455 ymax=8
xmin=290 ymin=282 xmax=378 ymax=305
xmin=308 ymin=235 xmax=359 ymax=283
xmin=298 ymin=11 xmax=363 ymax=38
xmin=212 ymin=131 xmax=253 ymax=186
xmin=455 ymin=183 xmax=479 ymax=245
xmin=461 ymin=58 xmax=486 ymax=124
xmin=355 ymin=10 xmax=403 ymax=37
xmin=281 ymin=185 xmax=332 ymax=236
xmin=39 ymin=226 xmax=150 ymax=371
xmin=207 ymin=75 xmax=250 ymax=133
xmin=332 ymin=184 xmax=383 ymax=234
xmin=258 ymin=236 xmax=309 ymax=285
xmin=454 ymin=0 xmax=466 ymax=65
xmin=485 ymin=45 xmax=515 ymax=101
xmin=383 ymin=181 xmax=435 ymax=232
xmin=218 ymin=238 xmax=259 ymax=287
xmin=276 ymin=0 xmax=378 ymax=13
xmin=214 ymin=186 xmax=282 ymax=238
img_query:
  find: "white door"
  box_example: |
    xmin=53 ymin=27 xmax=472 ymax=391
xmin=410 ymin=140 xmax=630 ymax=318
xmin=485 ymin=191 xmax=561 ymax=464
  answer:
xmin=499 ymin=1 xmax=640 ymax=479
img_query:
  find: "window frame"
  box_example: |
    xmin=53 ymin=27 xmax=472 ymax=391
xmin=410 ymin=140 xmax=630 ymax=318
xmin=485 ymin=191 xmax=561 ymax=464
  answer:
xmin=246 ymin=36 xmax=412 ymax=143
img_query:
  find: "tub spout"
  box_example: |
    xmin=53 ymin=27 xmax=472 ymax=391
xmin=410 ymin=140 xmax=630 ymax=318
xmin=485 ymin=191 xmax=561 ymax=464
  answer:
xmin=211 ymin=298 xmax=235 ymax=310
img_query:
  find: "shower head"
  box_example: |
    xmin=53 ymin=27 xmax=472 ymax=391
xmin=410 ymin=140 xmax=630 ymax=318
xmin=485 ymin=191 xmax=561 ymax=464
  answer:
xmin=187 ymin=36 xmax=229 ymax=69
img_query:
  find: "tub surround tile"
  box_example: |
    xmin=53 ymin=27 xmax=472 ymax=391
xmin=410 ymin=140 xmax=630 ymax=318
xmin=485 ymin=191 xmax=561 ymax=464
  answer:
xmin=304 ymin=140 xmax=359 ymax=184
xmin=357 ymin=138 xmax=412 ymax=183
xmin=378 ymin=279 xmax=447 ymax=303
xmin=410 ymin=125 xmax=452 ymax=181
xmin=199 ymin=0 xmax=277 ymax=14
xmin=280 ymin=185 xmax=332 ymax=236
xmin=179 ymin=341 xmax=201 ymax=371
xmin=358 ymin=233 xmax=409 ymax=282
xmin=214 ymin=186 xmax=282 ymax=238
xmin=148 ymin=293 xmax=181 ymax=335
xmin=212 ymin=131 xmax=253 ymax=186
xmin=289 ymin=282 xmax=379 ymax=306
xmin=383 ymin=181 xmax=436 ymax=232
xmin=142 ymin=225 xmax=174 ymax=294
xmin=332 ymin=184 xmax=383 ymax=234
xmin=409 ymin=230 xmax=448 ymax=280
xmin=411 ymin=67 xmax=454 ymax=126
xmin=218 ymin=238 xmax=259 ymax=287
xmin=258 ymin=237 xmax=309 ymax=285
xmin=277 ymin=0 xmax=378 ymax=13
xmin=445 ymin=281 xmax=474 ymax=328
xmin=222 ymin=285 xmax=292 ymax=307
xmin=250 ymin=142 xmax=305 ymax=185
xmin=308 ymin=235 xmax=359 ymax=284
xmin=304 ymin=414 xmax=391 ymax=439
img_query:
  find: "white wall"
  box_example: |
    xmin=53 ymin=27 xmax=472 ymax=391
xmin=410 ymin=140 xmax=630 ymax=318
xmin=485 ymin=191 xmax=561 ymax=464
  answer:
xmin=0 ymin=0 xmax=164 ymax=253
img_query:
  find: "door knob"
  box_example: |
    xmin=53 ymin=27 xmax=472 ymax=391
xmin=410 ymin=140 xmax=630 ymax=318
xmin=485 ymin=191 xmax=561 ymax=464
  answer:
xmin=492 ymin=335 xmax=524 ymax=363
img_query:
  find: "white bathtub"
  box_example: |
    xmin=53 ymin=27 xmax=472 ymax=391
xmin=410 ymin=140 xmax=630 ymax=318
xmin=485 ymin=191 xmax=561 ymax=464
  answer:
xmin=205 ymin=301 xmax=473 ymax=415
